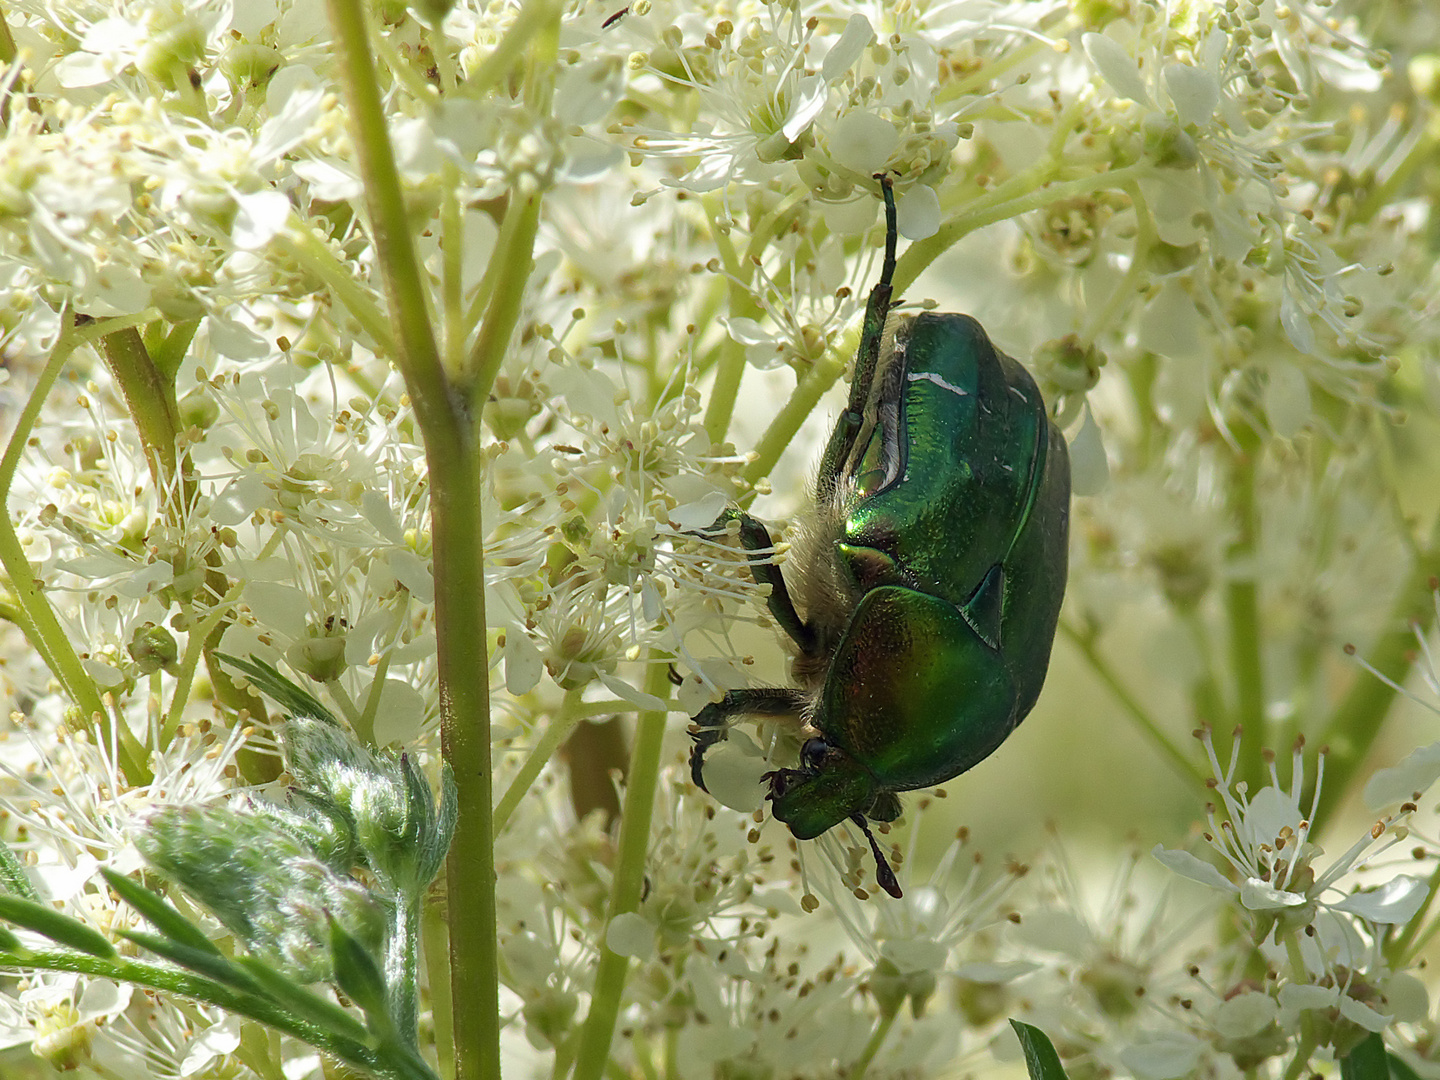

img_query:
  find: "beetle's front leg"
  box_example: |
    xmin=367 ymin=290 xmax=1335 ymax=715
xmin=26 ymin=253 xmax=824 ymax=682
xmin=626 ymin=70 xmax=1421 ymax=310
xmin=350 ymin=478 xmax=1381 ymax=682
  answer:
xmin=689 ymin=687 xmax=808 ymax=792
xmin=694 ymin=508 xmax=816 ymax=654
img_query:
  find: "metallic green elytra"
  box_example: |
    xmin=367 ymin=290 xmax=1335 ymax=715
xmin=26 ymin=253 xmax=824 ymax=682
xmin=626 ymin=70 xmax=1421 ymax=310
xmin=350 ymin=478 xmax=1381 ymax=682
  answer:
xmin=690 ymin=175 xmax=1070 ymax=898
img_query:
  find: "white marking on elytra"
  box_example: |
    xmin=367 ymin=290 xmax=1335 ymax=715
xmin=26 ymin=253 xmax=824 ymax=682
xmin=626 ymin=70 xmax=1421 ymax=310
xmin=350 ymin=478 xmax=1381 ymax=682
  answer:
xmin=1008 ymin=385 xmax=1028 ymax=402
xmin=908 ymin=369 xmax=969 ymax=397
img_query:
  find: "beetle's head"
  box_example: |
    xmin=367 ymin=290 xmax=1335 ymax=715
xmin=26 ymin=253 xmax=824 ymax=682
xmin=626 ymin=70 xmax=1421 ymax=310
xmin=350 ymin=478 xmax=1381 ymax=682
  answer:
xmin=764 ymin=738 xmax=876 ymax=840
xmin=766 ymin=738 xmax=903 ymax=897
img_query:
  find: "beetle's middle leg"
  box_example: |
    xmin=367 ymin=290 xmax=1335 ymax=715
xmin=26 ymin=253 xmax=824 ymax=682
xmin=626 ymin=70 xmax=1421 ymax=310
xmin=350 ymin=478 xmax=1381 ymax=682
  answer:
xmin=689 ymin=687 xmax=808 ymax=792
xmin=695 ymin=508 xmax=816 ymax=654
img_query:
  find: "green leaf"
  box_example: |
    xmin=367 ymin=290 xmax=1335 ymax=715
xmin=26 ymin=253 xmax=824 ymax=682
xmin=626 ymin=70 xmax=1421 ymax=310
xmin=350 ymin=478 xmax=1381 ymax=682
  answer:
xmin=1010 ymin=1019 xmax=1072 ymax=1080
xmin=330 ymin=915 xmax=390 ymax=1026
xmin=1388 ymin=1051 xmax=1423 ymax=1080
xmin=1340 ymin=1033 xmax=1391 ymax=1080
xmin=115 ymin=928 xmax=259 ymax=992
xmin=0 ymin=895 xmax=115 ymax=957
xmin=233 ymin=955 xmax=370 ymax=1041
xmin=218 ymin=653 xmax=336 ymax=724
xmin=0 ymin=839 xmax=40 ymax=902
xmin=101 ymin=868 xmax=222 ymax=957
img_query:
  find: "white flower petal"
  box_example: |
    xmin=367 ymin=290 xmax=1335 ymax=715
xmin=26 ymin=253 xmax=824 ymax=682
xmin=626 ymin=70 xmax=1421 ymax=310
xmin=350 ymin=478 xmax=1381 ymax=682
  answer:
xmin=1242 ymin=787 xmax=1305 ymax=850
xmin=503 ymin=632 xmax=543 ymax=696
xmin=953 ymin=961 xmax=1040 ymax=984
xmin=828 ymin=111 xmax=899 ymax=175
xmin=207 ymin=315 xmax=271 ymax=360
xmin=782 ymin=75 xmax=827 ymax=142
xmin=292 ymin=158 xmax=363 ymax=202
xmin=1082 ymin=33 xmax=1152 ymax=105
xmin=1338 ymin=994 xmax=1392 ymax=1032
xmin=1119 ymin=1034 xmax=1204 ymax=1080
xmin=1163 ymin=63 xmax=1220 ymax=127
xmin=880 ymin=939 xmax=947 ymax=976
xmin=668 ymin=490 xmax=729 ymax=531
xmin=1239 ymin=877 xmax=1308 ymax=911
xmin=605 ymin=912 xmax=655 ymax=959
xmin=232 ymin=189 xmax=292 ymax=250
xmin=822 ymin=15 xmax=874 ymax=82
xmin=1264 ymin=363 xmax=1311 ymax=438
xmin=724 ymin=316 xmax=772 ymax=347
xmin=597 ymin=673 xmax=670 ymax=713
xmin=1333 ymin=876 xmax=1428 ymax=925
xmin=895 ymin=184 xmax=940 ymax=241
xmin=1215 ymin=992 xmax=1279 ymax=1038
xmin=694 ymin=733 xmax=769 ymax=813
xmin=371 ymin=679 xmax=426 ymax=746
xmin=1068 ymin=406 xmax=1110 ymax=496
xmin=821 ymin=195 xmax=877 ymax=237
xmin=1279 ymin=983 xmax=1338 ymax=1014
xmin=1382 ymin=973 xmax=1430 ymax=1023
xmin=1364 ymin=741 xmax=1440 ymax=808
xmin=1280 ymin=289 xmax=1316 ymax=355
xmin=55 ymin=51 xmax=119 ymax=88
xmin=1152 ymin=845 xmax=1236 ymax=892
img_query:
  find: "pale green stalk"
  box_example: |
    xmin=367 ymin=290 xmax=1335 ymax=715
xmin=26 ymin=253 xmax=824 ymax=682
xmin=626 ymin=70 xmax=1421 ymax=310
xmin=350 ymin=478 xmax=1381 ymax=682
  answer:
xmin=1060 ymin=622 xmax=1206 ymax=787
xmin=848 ymin=1009 xmax=898 ymax=1080
xmin=1222 ymin=434 xmax=1267 ymax=793
xmin=570 ymin=660 xmax=673 ymax=1080
xmin=493 ymin=690 xmax=584 ymax=835
xmin=276 ymin=227 xmax=396 ymax=356
xmin=0 ymin=322 xmax=105 ymax=719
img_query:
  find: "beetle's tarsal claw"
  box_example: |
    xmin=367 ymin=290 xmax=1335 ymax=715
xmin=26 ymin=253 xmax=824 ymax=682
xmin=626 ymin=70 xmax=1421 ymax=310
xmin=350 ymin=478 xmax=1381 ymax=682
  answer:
xmin=688 ymin=726 xmax=724 ymax=793
xmin=851 ymin=813 xmax=903 ymax=899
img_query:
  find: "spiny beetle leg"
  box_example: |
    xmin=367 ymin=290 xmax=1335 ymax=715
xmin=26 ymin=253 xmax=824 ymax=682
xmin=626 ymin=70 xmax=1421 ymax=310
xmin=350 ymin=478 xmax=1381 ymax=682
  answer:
xmin=693 ymin=508 xmax=815 ymax=653
xmin=688 ymin=687 xmax=808 ymax=793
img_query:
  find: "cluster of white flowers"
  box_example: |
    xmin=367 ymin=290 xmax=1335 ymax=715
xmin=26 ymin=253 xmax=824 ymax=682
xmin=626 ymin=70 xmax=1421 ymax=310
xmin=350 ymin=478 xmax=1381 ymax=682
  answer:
xmin=1 ymin=0 xmax=1439 ymax=1078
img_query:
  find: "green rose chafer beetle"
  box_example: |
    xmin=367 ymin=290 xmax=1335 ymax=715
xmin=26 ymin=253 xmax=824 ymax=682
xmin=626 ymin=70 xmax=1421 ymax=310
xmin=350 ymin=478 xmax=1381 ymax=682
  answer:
xmin=690 ymin=176 xmax=1071 ymax=898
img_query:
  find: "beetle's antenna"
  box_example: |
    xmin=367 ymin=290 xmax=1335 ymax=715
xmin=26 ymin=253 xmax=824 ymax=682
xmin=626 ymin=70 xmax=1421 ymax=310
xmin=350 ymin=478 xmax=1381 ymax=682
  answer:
xmin=851 ymin=813 xmax=903 ymax=898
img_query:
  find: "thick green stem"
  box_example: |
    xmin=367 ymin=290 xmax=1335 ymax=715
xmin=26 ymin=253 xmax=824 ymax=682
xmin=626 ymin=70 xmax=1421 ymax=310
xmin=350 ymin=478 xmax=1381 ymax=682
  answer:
xmin=570 ymin=661 xmax=672 ymax=1080
xmin=324 ymin=0 xmax=446 ymax=420
xmin=100 ymin=325 xmax=269 ymax=780
xmin=101 ymin=328 xmax=183 ymax=490
xmin=323 ymin=4 xmax=500 ymax=1080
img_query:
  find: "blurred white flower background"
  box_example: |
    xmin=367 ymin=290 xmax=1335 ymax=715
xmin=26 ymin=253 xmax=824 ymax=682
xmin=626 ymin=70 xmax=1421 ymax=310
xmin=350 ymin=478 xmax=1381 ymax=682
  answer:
xmin=2 ymin=0 xmax=1440 ymax=1078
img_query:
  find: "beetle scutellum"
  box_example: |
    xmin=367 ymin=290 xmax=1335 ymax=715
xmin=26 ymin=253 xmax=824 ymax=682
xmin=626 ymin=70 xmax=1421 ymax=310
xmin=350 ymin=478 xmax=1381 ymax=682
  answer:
xmin=690 ymin=175 xmax=1071 ymax=898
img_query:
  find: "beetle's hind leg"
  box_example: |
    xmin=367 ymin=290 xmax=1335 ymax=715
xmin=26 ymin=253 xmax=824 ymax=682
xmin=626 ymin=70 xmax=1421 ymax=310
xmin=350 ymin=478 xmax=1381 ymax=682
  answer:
xmin=694 ymin=508 xmax=816 ymax=654
xmin=689 ymin=687 xmax=808 ymax=792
